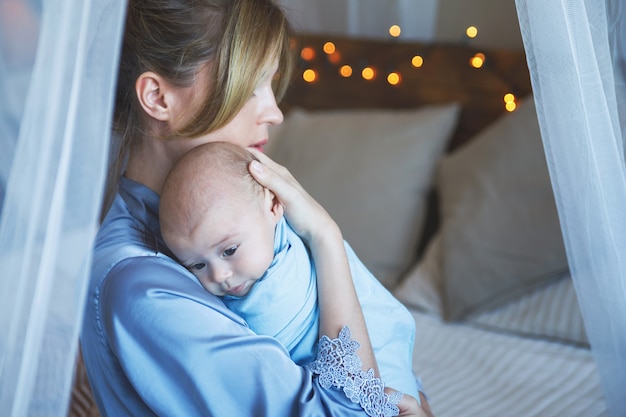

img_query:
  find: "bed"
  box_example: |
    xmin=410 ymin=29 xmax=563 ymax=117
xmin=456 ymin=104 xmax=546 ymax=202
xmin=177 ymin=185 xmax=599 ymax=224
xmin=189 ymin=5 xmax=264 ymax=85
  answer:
xmin=67 ymin=35 xmax=607 ymax=416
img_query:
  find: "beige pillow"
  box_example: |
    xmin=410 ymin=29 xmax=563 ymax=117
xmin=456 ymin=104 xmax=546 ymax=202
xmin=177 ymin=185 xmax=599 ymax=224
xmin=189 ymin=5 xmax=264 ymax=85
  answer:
xmin=393 ymin=232 xmax=443 ymax=317
xmin=268 ymin=104 xmax=460 ymax=288
xmin=438 ymin=96 xmax=569 ymax=320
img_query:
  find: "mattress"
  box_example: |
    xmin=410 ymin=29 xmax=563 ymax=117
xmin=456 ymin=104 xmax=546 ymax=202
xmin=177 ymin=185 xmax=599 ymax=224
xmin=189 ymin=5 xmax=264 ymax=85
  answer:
xmin=409 ymin=280 xmax=607 ymax=417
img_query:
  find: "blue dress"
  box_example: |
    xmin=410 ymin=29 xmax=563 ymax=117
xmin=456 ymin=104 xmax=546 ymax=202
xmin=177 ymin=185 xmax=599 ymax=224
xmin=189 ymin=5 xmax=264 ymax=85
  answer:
xmin=80 ymin=178 xmax=400 ymax=416
xmin=223 ymin=217 xmax=421 ymax=399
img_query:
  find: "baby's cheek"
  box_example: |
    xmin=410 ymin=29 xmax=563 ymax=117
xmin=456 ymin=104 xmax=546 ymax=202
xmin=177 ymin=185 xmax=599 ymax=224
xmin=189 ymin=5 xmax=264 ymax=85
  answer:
xmin=255 ymin=251 xmax=275 ymax=278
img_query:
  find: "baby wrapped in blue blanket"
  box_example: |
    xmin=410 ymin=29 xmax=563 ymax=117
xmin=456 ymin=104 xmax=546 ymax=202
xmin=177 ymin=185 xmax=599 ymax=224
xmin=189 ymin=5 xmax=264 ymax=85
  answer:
xmin=160 ymin=141 xmax=421 ymax=400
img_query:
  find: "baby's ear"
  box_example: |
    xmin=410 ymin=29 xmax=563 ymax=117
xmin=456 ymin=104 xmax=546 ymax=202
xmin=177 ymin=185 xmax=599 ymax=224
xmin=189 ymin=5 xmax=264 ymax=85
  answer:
xmin=264 ymin=188 xmax=284 ymax=221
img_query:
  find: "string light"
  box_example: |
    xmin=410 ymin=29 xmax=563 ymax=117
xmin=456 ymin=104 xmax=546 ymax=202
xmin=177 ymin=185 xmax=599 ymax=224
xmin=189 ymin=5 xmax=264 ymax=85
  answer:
xmin=412 ymin=55 xmax=424 ymax=68
xmin=323 ymin=42 xmax=336 ymax=54
xmin=296 ymin=24 xmax=526 ymax=115
xmin=504 ymin=93 xmax=517 ymax=111
xmin=300 ymin=46 xmax=315 ymax=61
xmin=466 ymin=26 xmax=478 ymax=38
xmin=302 ymin=68 xmax=317 ymax=83
xmin=361 ymin=66 xmax=376 ymax=81
xmin=505 ymin=101 xmax=517 ymax=111
xmin=339 ymin=65 xmax=353 ymax=77
xmin=470 ymin=52 xmax=485 ymax=68
xmin=387 ymin=72 xmax=401 ymax=85
xmin=389 ymin=25 xmax=401 ymax=38
xmin=328 ymin=51 xmax=342 ymax=64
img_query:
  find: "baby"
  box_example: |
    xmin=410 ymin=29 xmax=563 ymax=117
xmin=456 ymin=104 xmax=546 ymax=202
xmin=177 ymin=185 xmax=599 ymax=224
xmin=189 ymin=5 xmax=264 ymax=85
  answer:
xmin=159 ymin=141 xmax=421 ymax=399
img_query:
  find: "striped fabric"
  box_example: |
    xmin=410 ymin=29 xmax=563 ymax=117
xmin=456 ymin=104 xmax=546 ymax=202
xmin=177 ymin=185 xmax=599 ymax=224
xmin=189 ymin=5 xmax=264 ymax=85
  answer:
xmin=411 ymin=310 xmax=606 ymax=417
xmin=469 ymin=274 xmax=589 ymax=347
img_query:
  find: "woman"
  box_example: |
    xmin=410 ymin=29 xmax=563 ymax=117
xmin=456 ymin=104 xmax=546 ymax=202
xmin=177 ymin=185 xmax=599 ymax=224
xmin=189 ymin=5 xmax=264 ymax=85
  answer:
xmin=80 ymin=1 xmax=431 ymax=415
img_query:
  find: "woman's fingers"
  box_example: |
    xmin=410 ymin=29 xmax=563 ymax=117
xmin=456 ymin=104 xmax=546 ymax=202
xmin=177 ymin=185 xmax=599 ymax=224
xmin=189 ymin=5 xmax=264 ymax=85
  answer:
xmin=247 ymin=149 xmax=337 ymax=244
xmin=248 ymin=150 xmax=298 ymax=198
xmin=396 ymin=393 xmax=429 ymax=417
xmin=248 ymin=148 xmax=284 ymax=173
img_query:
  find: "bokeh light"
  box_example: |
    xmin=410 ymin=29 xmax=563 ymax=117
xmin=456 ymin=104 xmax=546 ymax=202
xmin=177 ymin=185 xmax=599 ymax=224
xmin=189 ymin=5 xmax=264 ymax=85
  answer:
xmin=323 ymin=42 xmax=336 ymax=55
xmin=339 ymin=65 xmax=353 ymax=77
xmin=470 ymin=53 xmax=485 ymax=68
xmin=466 ymin=26 xmax=478 ymax=38
xmin=300 ymin=47 xmax=315 ymax=61
xmin=302 ymin=69 xmax=317 ymax=83
xmin=504 ymin=93 xmax=516 ymax=103
xmin=327 ymin=51 xmax=342 ymax=64
xmin=504 ymin=93 xmax=517 ymax=112
xmin=387 ymin=72 xmax=401 ymax=85
xmin=412 ymin=55 xmax=424 ymax=68
xmin=389 ymin=25 xmax=401 ymax=38
xmin=361 ymin=66 xmax=376 ymax=80
xmin=505 ymin=101 xmax=517 ymax=112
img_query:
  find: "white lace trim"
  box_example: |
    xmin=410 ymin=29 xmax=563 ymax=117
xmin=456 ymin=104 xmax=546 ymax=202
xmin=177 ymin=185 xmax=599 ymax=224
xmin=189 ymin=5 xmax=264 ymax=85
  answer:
xmin=309 ymin=326 xmax=402 ymax=417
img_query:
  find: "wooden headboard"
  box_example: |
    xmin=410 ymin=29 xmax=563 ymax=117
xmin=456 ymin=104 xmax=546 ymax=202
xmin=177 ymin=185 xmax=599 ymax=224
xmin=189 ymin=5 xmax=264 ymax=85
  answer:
xmin=281 ymin=34 xmax=532 ymax=151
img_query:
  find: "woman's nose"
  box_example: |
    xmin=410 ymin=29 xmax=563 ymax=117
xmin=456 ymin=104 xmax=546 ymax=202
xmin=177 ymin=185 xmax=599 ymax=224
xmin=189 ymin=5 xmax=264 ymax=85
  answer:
xmin=266 ymin=103 xmax=283 ymax=126
xmin=262 ymin=91 xmax=283 ymax=126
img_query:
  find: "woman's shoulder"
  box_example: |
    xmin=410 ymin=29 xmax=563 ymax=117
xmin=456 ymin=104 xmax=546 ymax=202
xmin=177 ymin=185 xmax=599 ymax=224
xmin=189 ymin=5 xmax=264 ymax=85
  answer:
xmin=93 ymin=188 xmax=171 ymax=273
xmin=103 ymin=254 xmax=198 ymax=305
xmin=96 ymin=249 xmax=246 ymax=328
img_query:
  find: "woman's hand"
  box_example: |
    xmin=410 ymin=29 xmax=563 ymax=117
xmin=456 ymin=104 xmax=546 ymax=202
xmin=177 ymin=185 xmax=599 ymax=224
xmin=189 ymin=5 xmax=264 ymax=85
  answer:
xmin=248 ymin=149 xmax=341 ymax=246
xmin=395 ymin=392 xmax=433 ymax=417
xmin=248 ymin=149 xmax=377 ymax=363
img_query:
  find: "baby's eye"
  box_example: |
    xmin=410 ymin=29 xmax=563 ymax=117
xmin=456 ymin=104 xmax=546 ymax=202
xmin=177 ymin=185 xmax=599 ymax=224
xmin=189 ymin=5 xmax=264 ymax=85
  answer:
xmin=189 ymin=262 xmax=206 ymax=271
xmin=223 ymin=246 xmax=238 ymax=257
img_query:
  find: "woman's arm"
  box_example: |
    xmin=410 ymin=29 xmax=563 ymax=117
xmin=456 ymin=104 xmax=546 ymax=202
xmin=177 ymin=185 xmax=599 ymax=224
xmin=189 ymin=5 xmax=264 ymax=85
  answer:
xmin=248 ymin=151 xmax=377 ymax=371
xmin=249 ymin=151 xmax=429 ymax=416
xmin=96 ymin=258 xmax=370 ymax=416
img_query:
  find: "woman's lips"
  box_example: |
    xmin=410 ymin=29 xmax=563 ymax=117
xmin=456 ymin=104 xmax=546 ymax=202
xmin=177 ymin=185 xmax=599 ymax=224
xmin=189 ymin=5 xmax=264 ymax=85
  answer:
xmin=251 ymin=140 xmax=268 ymax=153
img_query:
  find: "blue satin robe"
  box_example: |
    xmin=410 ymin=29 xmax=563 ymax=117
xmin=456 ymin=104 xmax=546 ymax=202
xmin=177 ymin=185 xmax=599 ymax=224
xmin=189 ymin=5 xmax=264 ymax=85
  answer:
xmin=223 ymin=217 xmax=420 ymax=399
xmin=80 ymin=178 xmax=370 ymax=416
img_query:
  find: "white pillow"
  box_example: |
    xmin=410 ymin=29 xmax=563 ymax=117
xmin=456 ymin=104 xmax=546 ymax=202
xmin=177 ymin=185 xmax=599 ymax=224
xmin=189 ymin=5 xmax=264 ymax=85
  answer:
xmin=437 ymin=96 xmax=568 ymax=320
xmin=393 ymin=232 xmax=443 ymax=316
xmin=267 ymin=104 xmax=460 ymax=288
xmin=396 ymin=233 xmax=588 ymax=346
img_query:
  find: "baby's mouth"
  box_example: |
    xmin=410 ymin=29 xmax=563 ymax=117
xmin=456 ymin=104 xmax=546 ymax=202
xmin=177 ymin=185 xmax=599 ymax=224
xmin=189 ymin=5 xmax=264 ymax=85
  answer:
xmin=226 ymin=283 xmax=247 ymax=295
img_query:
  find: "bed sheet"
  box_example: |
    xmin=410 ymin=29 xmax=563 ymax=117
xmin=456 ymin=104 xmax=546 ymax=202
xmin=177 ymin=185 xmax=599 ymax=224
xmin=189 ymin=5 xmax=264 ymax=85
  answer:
xmin=410 ymin=309 xmax=606 ymax=417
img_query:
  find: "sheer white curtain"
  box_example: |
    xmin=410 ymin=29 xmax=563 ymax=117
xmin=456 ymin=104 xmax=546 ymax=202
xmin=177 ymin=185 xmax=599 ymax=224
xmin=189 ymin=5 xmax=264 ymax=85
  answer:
xmin=515 ymin=0 xmax=626 ymax=416
xmin=0 ymin=0 xmax=126 ymax=415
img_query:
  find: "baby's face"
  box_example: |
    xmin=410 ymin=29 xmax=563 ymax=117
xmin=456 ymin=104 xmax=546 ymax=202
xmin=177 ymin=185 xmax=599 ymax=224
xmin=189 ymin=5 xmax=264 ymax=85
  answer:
xmin=170 ymin=195 xmax=278 ymax=297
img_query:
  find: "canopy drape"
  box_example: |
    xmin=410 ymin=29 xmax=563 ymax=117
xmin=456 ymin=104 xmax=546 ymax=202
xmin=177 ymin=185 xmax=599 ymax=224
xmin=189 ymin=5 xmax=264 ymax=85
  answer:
xmin=1 ymin=0 xmax=624 ymax=415
xmin=515 ymin=0 xmax=626 ymax=415
xmin=0 ymin=0 xmax=125 ymax=415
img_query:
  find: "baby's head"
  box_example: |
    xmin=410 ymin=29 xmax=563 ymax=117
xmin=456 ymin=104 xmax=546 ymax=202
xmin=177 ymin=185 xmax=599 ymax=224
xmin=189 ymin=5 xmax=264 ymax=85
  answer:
xmin=160 ymin=142 xmax=283 ymax=297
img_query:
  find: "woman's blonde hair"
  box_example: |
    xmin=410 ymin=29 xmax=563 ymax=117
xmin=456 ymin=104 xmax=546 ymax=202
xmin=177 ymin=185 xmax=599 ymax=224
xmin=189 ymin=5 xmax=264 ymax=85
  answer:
xmin=103 ymin=0 xmax=294 ymax=217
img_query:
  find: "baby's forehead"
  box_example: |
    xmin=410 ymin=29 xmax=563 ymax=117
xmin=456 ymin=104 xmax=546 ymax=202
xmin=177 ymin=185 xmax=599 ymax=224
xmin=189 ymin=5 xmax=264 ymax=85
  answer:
xmin=199 ymin=179 xmax=262 ymax=213
xmin=179 ymin=144 xmax=262 ymax=204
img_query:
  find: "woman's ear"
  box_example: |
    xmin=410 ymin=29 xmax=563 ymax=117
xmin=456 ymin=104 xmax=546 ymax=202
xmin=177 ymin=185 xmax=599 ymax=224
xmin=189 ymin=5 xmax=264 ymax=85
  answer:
xmin=135 ymin=71 xmax=171 ymax=121
xmin=264 ymin=188 xmax=284 ymax=222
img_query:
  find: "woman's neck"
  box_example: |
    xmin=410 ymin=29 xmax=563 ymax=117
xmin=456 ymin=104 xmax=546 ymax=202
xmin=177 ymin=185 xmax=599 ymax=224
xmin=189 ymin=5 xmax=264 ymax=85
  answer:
xmin=124 ymin=142 xmax=174 ymax=196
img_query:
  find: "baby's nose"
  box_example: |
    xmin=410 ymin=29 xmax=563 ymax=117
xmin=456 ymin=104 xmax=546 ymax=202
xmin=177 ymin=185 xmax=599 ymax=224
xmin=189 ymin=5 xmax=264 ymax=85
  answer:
xmin=209 ymin=265 xmax=231 ymax=284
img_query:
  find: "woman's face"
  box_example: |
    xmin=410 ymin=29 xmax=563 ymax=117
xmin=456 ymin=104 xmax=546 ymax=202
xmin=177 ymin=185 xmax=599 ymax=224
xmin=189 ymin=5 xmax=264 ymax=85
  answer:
xmin=172 ymin=60 xmax=284 ymax=156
